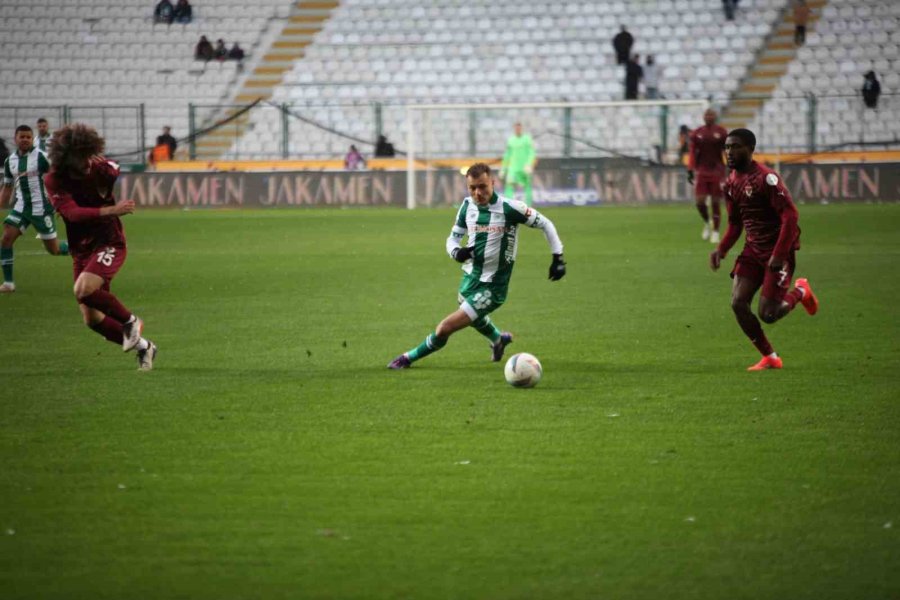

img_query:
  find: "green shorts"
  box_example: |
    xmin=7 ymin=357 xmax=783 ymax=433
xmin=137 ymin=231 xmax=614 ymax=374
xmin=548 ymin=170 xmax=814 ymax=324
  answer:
xmin=4 ymin=209 xmax=58 ymax=240
xmin=457 ymin=275 xmax=509 ymax=320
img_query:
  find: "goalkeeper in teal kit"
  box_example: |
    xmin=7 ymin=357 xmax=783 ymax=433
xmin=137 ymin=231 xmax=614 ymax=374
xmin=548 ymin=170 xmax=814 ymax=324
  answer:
xmin=500 ymin=122 xmax=537 ymax=206
xmin=388 ymin=163 xmax=566 ymax=369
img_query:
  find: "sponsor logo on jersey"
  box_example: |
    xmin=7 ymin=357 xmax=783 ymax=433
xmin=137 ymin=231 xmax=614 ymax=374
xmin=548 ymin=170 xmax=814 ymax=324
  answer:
xmin=474 ymin=224 xmax=513 ymax=234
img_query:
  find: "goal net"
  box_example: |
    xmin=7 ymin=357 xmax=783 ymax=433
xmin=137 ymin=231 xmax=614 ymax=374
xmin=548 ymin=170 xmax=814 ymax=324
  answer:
xmin=404 ymin=99 xmax=709 ymax=208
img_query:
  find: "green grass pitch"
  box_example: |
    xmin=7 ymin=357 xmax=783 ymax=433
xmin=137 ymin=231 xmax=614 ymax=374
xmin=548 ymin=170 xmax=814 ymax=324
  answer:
xmin=1 ymin=204 xmax=898 ymax=599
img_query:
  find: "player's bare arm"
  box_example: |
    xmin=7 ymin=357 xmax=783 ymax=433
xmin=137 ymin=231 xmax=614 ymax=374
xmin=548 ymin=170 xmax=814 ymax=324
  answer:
xmin=0 ymin=183 xmax=10 ymax=207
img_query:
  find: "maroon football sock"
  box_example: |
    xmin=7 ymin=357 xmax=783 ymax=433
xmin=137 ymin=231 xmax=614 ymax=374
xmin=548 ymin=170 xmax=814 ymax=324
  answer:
xmin=81 ymin=289 xmax=132 ymax=324
xmin=696 ymin=203 xmax=709 ymax=222
xmin=739 ymin=316 xmax=774 ymax=356
xmin=89 ymin=316 xmax=125 ymax=344
xmin=783 ymin=288 xmax=804 ymax=310
xmin=711 ymin=201 xmax=721 ymax=229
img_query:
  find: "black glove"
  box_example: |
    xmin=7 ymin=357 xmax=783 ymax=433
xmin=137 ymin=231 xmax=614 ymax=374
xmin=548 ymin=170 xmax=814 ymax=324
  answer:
xmin=548 ymin=254 xmax=566 ymax=281
xmin=687 ymin=170 xmax=695 ymax=185
xmin=452 ymin=246 xmax=473 ymax=263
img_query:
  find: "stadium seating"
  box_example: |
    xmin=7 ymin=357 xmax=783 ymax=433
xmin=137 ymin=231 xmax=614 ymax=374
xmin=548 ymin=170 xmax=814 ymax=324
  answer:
xmin=1 ymin=0 xmax=896 ymax=160
xmin=747 ymin=0 xmax=900 ymax=151
xmin=228 ymin=0 xmax=787 ymax=159
xmin=0 ymin=0 xmax=287 ymax=158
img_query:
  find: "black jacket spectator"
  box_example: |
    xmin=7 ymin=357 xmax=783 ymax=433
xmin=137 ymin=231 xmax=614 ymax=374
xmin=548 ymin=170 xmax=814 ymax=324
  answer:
xmin=625 ymin=54 xmax=643 ymax=100
xmin=374 ymin=135 xmax=396 ymax=157
xmin=612 ymin=26 xmax=634 ymax=65
xmin=862 ymin=71 xmax=881 ymax=109
xmin=157 ymin=127 xmax=177 ymax=156
xmin=174 ymin=0 xmax=192 ymax=23
xmin=195 ymin=35 xmax=213 ymax=61
xmin=228 ymin=43 xmax=245 ymax=61
xmin=154 ymin=0 xmax=174 ymax=24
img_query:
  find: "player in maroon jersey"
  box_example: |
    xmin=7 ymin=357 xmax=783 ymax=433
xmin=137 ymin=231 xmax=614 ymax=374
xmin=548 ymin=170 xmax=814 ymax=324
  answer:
xmin=687 ymin=109 xmax=728 ymax=244
xmin=44 ymin=124 xmax=157 ymax=370
xmin=709 ymin=128 xmax=819 ymax=371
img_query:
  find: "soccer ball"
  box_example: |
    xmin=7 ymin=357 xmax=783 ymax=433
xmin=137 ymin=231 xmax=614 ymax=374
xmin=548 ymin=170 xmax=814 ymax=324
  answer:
xmin=504 ymin=352 xmax=543 ymax=388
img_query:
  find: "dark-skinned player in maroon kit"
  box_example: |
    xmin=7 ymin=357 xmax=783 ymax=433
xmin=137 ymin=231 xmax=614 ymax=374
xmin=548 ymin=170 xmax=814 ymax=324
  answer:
xmin=709 ymin=128 xmax=819 ymax=371
xmin=44 ymin=123 xmax=157 ymax=370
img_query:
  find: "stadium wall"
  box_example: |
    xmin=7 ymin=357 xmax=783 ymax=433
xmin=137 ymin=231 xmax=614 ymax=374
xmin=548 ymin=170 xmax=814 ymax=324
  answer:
xmin=116 ymin=160 xmax=900 ymax=208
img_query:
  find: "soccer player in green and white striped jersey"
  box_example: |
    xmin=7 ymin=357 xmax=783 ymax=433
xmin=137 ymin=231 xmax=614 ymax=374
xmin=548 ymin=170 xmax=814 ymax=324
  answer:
xmin=35 ymin=118 xmax=52 ymax=153
xmin=0 ymin=124 xmax=69 ymax=293
xmin=388 ymin=163 xmax=566 ymax=369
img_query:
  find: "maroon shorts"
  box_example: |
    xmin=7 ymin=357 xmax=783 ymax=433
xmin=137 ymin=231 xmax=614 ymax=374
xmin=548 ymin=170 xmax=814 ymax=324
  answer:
xmin=72 ymin=245 xmax=127 ymax=292
xmin=694 ymin=173 xmax=725 ymax=199
xmin=731 ymin=246 xmax=795 ymax=302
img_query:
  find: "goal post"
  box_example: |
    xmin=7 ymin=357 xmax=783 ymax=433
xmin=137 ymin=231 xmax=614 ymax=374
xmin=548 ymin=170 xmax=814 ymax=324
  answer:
xmin=405 ymin=99 xmax=710 ymax=209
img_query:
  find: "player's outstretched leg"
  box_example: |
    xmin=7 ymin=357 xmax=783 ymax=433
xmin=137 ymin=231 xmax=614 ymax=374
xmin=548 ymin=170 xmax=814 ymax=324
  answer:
xmin=388 ymin=331 xmax=447 ymax=369
xmin=523 ymin=175 xmax=533 ymax=207
xmin=388 ymin=309 xmax=471 ymax=369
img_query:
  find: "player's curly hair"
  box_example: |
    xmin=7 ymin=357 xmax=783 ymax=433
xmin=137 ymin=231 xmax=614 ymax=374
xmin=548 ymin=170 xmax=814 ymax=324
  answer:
xmin=49 ymin=123 xmax=106 ymax=175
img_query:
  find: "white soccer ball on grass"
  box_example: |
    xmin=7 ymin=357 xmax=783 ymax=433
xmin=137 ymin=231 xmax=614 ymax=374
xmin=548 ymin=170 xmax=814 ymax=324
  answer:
xmin=504 ymin=352 xmax=543 ymax=388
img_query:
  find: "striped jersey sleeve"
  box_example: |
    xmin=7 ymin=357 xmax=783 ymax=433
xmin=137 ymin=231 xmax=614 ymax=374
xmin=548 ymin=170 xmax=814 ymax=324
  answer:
xmin=504 ymin=199 xmax=564 ymax=255
xmin=446 ymin=198 xmax=470 ymax=256
xmin=37 ymin=150 xmax=50 ymax=174
xmin=2 ymin=156 xmax=12 ymax=185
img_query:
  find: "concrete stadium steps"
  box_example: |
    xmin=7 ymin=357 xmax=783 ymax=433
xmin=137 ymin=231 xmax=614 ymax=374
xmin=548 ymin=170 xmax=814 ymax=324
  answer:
xmin=722 ymin=0 xmax=826 ymax=130
xmin=194 ymin=0 xmax=340 ymax=159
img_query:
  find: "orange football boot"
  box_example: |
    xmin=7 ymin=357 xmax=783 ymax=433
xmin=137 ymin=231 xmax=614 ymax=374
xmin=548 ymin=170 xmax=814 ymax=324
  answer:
xmin=793 ymin=278 xmax=819 ymax=316
xmin=747 ymin=355 xmax=783 ymax=371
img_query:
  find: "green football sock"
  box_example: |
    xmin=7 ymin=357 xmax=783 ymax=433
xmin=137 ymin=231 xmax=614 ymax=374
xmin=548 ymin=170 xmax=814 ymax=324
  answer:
xmin=407 ymin=331 xmax=447 ymax=362
xmin=0 ymin=247 xmax=13 ymax=283
xmin=471 ymin=316 xmax=501 ymax=343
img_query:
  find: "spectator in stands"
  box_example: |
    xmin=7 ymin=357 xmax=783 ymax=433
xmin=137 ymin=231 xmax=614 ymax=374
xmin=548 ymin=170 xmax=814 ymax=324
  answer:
xmin=644 ymin=55 xmax=660 ymax=99
xmin=374 ymin=135 xmax=396 ymax=157
xmin=862 ymin=71 xmax=881 ymax=109
xmin=157 ymin=126 xmax=177 ymax=157
xmin=624 ymin=53 xmax=643 ymax=100
xmin=154 ymin=0 xmax=174 ymax=24
xmin=228 ymin=42 xmax=245 ymax=61
xmin=612 ymin=26 xmax=634 ymax=65
xmin=723 ymin=0 xmax=737 ymax=21
xmin=173 ymin=0 xmax=193 ymax=24
xmin=793 ymin=0 xmax=809 ymax=46
xmin=195 ymin=35 xmax=213 ymax=61
xmin=344 ymin=145 xmax=366 ymax=170
xmin=214 ymin=39 xmax=228 ymax=61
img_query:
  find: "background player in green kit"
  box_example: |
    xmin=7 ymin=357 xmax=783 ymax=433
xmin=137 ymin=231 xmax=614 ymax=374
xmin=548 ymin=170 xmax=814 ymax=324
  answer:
xmin=500 ymin=122 xmax=537 ymax=206
xmin=0 ymin=124 xmax=68 ymax=293
xmin=388 ymin=163 xmax=566 ymax=369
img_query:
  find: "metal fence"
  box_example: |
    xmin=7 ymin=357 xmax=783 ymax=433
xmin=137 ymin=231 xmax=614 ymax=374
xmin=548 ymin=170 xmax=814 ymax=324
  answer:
xmin=0 ymin=104 xmax=146 ymax=163
xmin=190 ymin=92 xmax=900 ymax=162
